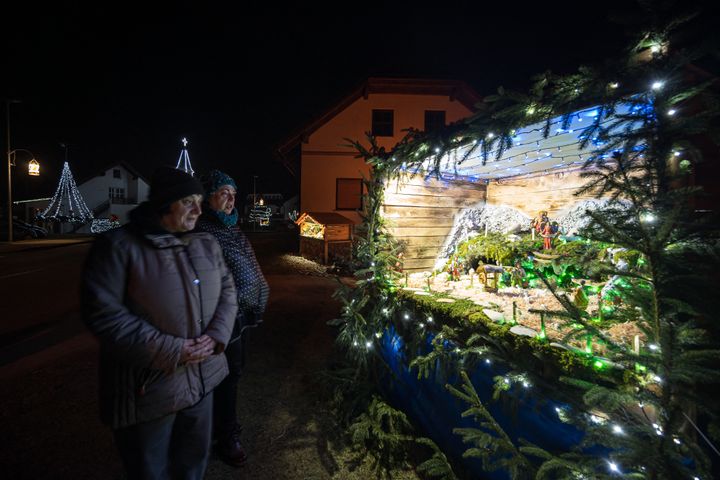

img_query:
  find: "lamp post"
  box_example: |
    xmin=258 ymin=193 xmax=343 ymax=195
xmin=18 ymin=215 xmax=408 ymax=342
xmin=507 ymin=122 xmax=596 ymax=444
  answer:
xmin=5 ymin=101 xmax=38 ymax=243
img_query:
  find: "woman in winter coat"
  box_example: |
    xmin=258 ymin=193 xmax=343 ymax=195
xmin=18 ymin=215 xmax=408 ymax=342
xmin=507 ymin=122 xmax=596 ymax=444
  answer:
xmin=82 ymin=167 xmax=238 ymax=480
xmin=195 ymin=169 xmax=269 ymax=467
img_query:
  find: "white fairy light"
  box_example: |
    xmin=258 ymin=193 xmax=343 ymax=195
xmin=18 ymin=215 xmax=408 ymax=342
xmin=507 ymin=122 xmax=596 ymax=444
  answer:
xmin=365 ymin=341 xmax=372 ymax=349
xmin=40 ymin=161 xmax=93 ymax=223
xmin=404 ymin=313 xmax=410 ymax=320
xmin=648 ymin=344 xmax=659 ymax=350
xmin=673 ymin=437 xmax=681 ymax=445
xmin=176 ymin=137 xmax=195 ymax=176
xmin=652 ymin=81 xmax=664 ymax=90
xmin=612 ymin=425 xmax=624 ymax=434
xmin=427 ymin=316 xmax=433 ymax=323
xmin=667 ymin=109 xmax=676 ymax=116
xmin=484 ymin=358 xmax=491 ymax=364
xmin=590 ymin=414 xmax=606 ymax=425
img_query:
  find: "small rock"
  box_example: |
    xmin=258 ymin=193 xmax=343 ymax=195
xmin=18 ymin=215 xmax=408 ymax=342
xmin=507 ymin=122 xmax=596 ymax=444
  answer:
xmin=510 ymin=325 xmax=537 ymax=337
xmin=483 ymin=309 xmax=505 ymax=323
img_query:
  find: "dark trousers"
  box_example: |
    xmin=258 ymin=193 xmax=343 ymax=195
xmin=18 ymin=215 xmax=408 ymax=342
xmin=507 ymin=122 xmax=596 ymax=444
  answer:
xmin=213 ymin=335 xmax=245 ymax=430
xmin=113 ymin=392 xmax=213 ymax=480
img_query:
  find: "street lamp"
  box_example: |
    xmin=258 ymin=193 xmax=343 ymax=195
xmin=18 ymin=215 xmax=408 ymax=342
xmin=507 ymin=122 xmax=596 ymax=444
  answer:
xmin=5 ymin=101 xmax=39 ymax=242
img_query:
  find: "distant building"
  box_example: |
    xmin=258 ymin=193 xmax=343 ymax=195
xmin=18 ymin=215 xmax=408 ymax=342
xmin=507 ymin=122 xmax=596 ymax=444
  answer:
xmin=275 ymin=77 xmax=482 ymax=224
xmin=77 ymin=162 xmax=150 ymax=226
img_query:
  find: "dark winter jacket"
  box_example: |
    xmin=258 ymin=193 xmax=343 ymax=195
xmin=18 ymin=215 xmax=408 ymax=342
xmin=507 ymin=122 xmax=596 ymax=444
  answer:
xmin=195 ymin=213 xmax=269 ymax=340
xmin=82 ymin=203 xmax=238 ymax=429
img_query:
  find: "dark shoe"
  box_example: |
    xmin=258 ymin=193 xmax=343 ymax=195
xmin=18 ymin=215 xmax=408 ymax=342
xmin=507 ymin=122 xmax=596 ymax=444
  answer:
xmin=216 ymin=424 xmax=248 ymax=467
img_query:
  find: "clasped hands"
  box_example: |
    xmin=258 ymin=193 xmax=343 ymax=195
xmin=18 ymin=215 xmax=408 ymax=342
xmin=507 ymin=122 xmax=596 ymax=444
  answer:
xmin=180 ymin=334 xmax=217 ymax=365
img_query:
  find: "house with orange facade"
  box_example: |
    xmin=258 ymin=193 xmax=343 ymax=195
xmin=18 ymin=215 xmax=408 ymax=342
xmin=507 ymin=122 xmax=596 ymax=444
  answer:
xmin=276 ymin=77 xmax=482 ymax=225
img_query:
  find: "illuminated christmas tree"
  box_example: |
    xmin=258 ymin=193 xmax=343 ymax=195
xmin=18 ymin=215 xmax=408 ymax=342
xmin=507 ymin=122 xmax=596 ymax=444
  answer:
xmin=39 ymin=161 xmax=93 ymax=224
xmin=176 ymin=137 xmax=195 ymax=176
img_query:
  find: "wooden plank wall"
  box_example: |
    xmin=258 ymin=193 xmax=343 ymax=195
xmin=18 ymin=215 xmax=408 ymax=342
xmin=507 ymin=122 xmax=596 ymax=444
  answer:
xmin=382 ymin=174 xmax=487 ymax=272
xmin=486 ymin=169 xmax=597 ymax=217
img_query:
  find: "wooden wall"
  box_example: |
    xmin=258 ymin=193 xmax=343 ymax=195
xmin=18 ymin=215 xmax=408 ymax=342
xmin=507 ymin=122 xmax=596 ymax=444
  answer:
xmin=486 ymin=168 xmax=596 ymax=217
xmin=382 ymin=174 xmax=487 ymax=272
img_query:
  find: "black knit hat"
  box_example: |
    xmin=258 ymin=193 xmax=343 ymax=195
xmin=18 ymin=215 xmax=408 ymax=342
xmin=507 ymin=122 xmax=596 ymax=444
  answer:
xmin=149 ymin=167 xmax=204 ymax=209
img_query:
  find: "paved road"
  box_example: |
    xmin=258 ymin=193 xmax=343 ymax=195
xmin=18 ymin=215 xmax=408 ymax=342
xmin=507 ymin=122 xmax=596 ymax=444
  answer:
xmin=0 ymin=242 xmax=92 ymax=365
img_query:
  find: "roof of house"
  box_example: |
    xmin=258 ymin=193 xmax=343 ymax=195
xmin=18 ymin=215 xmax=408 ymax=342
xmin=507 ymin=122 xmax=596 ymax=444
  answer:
xmin=78 ymin=161 xmax=149 ymax=186
xmin=295 ymin=212 xmax=357 ymax=226
xmin=275 ymin=77 xmax=482 ymax=160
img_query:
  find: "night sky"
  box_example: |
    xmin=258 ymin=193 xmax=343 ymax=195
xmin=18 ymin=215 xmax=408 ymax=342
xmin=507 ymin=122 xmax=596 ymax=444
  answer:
xmin=1 ymin=1 xmax=702 ymax=202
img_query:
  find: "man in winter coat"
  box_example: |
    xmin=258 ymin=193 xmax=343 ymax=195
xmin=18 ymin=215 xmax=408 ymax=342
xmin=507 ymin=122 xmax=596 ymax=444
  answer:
xmin=82 ymin=167 xmax=238 ymax=480
xmin=195 ymin=169 xmax=269 ymax=467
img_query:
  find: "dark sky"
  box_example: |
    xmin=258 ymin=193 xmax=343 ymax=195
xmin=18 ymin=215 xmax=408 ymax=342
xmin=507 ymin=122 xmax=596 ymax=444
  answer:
xmin=1 ymin=2 xmax=660 ymax=201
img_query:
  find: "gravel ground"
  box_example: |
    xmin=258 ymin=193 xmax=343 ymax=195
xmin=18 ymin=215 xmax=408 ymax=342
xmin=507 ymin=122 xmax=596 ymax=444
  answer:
xmin=0 ymin=230 xmax=420 ymax=480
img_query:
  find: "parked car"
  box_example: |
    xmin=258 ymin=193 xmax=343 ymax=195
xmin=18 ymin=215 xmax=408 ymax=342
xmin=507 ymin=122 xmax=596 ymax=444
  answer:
xmin=0 ymin=218 xmax=48 ymax=240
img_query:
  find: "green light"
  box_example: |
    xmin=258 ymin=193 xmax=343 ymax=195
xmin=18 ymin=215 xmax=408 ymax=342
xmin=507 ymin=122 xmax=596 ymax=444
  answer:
xmin=593 ymin=359 xmax=607 ymax=370
xmin=635 ymin=363 xmax=647 ymax=373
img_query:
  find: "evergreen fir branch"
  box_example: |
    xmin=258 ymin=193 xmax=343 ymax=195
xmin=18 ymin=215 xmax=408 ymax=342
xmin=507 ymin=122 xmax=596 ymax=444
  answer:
xmin=446 ymin=371 xmax=536 ymax=478
xmin=348 ymin=396 xmax=416 ymax=476
xmin=415 ymin=437 xmax=459 ymax=480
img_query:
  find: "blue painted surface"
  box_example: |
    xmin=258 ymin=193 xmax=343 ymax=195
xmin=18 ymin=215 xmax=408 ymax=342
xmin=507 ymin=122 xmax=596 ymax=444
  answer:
xmin=378 ymin=325 xmax=585 ymax=479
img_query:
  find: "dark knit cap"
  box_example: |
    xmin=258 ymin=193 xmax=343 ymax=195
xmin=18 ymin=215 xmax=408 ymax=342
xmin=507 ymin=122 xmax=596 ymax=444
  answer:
xmin=202 ymin=169 xmax=237 ymax=196
xmin=149 ymin=167 xmax=204 ymax=209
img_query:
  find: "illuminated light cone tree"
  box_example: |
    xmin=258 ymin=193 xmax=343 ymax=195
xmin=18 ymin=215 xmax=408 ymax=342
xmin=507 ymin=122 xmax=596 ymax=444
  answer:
xmin=38 ymin=161 xmax=93 ymax=224
xmin=176 ymin=137 xmax=195 ymax=176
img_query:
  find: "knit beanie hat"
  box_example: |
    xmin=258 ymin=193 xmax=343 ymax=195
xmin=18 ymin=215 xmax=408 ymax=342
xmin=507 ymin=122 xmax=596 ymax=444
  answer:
xmin=202 ymin=169 xmax=237 ymax=196
xmin=149 ymin=167 xmax=204 ymax=209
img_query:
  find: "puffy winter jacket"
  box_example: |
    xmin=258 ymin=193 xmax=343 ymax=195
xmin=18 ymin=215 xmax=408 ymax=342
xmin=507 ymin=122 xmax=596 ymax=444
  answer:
xmin=82 ymin=209 xmax=237 ymax=429
xmin=195 ymin=213 xmax=269 ymax=339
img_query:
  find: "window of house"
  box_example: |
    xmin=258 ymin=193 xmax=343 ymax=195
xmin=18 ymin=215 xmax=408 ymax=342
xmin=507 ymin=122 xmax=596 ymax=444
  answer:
xmin=109 ymin=187 xmax=125 ymax=201
xmin=371 ymin=109 xmax=394 ymax=137
xmin=424 ymin=110 xmax=446 ymax=132
xmin=336 ymin=178 xmax=363 ymax=210
xmin=113 ymin=169 xmax=121 ymax=179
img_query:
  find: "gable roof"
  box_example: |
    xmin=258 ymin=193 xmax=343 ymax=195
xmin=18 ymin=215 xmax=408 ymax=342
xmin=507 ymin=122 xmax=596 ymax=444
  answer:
xmin=78 ymin=161 xmax=149 ymax=186
xmin=295 ymin=212 xmax=357 ymax=226
xmin=275 ymin=77 xmax=482 ymax=163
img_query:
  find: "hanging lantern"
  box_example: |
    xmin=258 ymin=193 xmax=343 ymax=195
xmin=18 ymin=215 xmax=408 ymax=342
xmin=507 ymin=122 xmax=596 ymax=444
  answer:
xmin=28 ymin=159 xmax=40 ymax=176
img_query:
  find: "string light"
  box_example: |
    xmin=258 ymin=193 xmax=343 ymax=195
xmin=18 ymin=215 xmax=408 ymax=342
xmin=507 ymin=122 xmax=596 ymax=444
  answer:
xmin=39 ymin=162 xmax=93 ymax=223
xmin=176 ymin=137 xmax=195 ymax=176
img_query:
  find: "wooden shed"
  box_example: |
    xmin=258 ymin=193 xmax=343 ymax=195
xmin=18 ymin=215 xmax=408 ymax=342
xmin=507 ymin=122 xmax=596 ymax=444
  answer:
xmin=295 ymin=212 xmax=355 ymax=264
